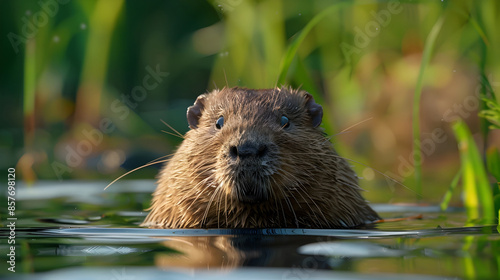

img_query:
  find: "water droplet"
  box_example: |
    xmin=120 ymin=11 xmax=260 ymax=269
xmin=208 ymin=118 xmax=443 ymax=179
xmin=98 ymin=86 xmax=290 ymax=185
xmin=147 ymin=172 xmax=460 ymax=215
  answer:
xmin=26 ymin=10 xmax=31 ymax=15
xmin=299 ymin=13 xmax=301 ymax=16
xmin=80 ymin=23 xmax=86 ymax=30
xmin=453 ymin=69 xmax=456 ymax=72
xmin=53 ymin=36 xmax=60 ymax=42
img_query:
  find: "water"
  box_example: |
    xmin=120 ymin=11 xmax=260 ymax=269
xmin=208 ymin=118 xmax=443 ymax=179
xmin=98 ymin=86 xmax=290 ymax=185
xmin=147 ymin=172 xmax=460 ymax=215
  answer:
xmin=2 ymin=180 xmax=499 ymax=279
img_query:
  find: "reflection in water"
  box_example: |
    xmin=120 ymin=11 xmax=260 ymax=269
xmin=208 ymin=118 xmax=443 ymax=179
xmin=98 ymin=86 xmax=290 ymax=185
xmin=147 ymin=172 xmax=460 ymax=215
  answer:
xmin=157 ymin=236 xmax=243 ymax=269
xmin=38 ymin=245 xmax=148 ymax=257
xmin=156 ymin=235 xmax=325 ymax=270
xmin=8 ymin=179 xmax=500 ymax=279
xmin=299 ymin=241 xmax=406 ymax=258
xmin=31 ymin=225 xmax=500 ymax=280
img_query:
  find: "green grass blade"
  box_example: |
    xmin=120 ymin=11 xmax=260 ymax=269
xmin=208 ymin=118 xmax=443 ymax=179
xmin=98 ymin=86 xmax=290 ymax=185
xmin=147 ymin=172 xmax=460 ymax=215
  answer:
xmin=487 ymin=147 xmax=500 ymax=224
xmin=487 ymin=148 xmax=500 ymax=182
xmin=276 ymin=4 xmax=337 ymax=85
xmin=24 ymin=39 xmax=36 ymax=120
xmin=452 ymin=120 xmax=495 ymax=224
xmin=74 ymin=0 xmax=124 ymax=126
xmin=479 ymin=97 xmax=500 ymax=129
xmin=440 ymin=168 xmax=461 ymax=211
xmin=276 ymin=0 xmax=377 ymax=85
xmin=412 ymin=15 xmax=446 ymax=200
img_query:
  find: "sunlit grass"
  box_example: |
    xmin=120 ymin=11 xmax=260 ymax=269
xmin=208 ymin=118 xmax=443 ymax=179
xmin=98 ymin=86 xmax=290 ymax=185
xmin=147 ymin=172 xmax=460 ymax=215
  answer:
xmin=19 ymin=38 xmax=37 ymax=183
xmin=452 ymin=120 xmax=494 ymax=224
xmin=23 ymin=39 xmax=36 ymax=122
xmin=411 ymin=14 xmax=445 ymax=200
xmin=440 ymin=168 xmax=460 ymax=211
xmin=277 ymin=1 xmax=356 ymax=86
xmin=74 ymin=0 xmax=124 ymax=126
xmin=479 ymin=97 xmax=500 ymax=130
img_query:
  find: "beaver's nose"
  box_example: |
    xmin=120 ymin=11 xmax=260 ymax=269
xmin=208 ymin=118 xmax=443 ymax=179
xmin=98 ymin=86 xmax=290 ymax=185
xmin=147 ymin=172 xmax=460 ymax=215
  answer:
xmin=229 ymin=142 xmax=268 ymax=160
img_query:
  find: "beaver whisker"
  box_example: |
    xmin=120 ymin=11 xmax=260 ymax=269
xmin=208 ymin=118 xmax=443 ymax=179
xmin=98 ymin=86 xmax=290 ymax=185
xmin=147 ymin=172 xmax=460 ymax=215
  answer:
xmin=161 ymin=130 xmax=185 ymax=139
xmin=229 ymin=180 xmax=235 ymax=216
xmin=269 ymin=176 xmax=285 ymax=227
xmin=146 ymin=153 xmax=176 ymax=165
xmin=269 ymin=176 xmax=287 ymax=227
xmin=187 ymin=163 xmax=216 ymax=182
xmin=179 ymin=174 xmax=216 ymax=225
xmin=340 ymin=117 xmax=374 ymax=134
xmin=274 ymin=183 xmax=299 ymax=227
xmin=177 ymin=175 xmax=211 ymax=207
xmin=276 ymin=192 xmax=287 ymax=227
xmin=277 ymin=161 xmax=320 ymax=181
xmin=201 ymin=182 xmax=222 ymax=227
xmin=282 ymin=187 xmax=302 ymax=226
xmin=280 ymin=160 xmax=361 ymax=194
xmin=297 ymin=193 xmax=330 ymax=228
xmin=285 ymin=180 xmax=321 ymax=224
xmin=275 ymin=168 xmax=328 ymax=227
xmin=216 ymin=186 xmax=223 ymax=228
xmin=200 ymin=189 xmax=218 ymax=228
xmin=186 ymin=167 xmax=218 ymax=191
xmin=285 ymin=151 xmax=416 ymax=195
xmin=224 ymin=185 xmax=229 ymax=227
xmin=104 ymin=157 xmax=172 ymax=190
xmin=318 ymin=117 xmax=374 ymax=144
xmin=160 ymin=119 xmax=185 ymax=139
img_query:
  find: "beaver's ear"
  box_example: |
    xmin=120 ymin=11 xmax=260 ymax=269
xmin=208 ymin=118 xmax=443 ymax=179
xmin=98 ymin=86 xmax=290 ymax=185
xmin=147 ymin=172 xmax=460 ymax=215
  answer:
xmin=304 ymin=93 xmax=323 ymax=128
xmin=187 ymin=94 xmax=207 ymax=129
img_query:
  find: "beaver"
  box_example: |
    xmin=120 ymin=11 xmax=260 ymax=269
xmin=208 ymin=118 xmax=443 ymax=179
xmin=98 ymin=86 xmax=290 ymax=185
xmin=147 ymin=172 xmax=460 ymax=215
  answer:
xmin=141 ymin=87 xmax=380 ymax=228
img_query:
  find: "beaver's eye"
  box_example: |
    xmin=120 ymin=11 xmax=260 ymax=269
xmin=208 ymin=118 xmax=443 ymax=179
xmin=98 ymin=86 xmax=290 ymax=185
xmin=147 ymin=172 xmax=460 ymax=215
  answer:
xmin=280 ymin=115 xmax=290 ymax=129
xmin=215 ymin=116 xmax=224 ymax=129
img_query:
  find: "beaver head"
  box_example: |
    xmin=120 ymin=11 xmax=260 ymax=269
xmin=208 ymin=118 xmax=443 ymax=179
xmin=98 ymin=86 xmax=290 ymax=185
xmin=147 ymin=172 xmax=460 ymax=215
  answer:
xmin=186 ymin=87 xmax=322 ymax=206
xmin=142 ymin=87 xmax=379 ymax=228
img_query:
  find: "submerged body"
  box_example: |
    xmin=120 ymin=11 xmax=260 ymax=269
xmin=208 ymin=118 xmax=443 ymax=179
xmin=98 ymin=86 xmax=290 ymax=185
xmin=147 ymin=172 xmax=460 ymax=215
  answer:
xmin=142 ymin=87 xmax=379 ymax=228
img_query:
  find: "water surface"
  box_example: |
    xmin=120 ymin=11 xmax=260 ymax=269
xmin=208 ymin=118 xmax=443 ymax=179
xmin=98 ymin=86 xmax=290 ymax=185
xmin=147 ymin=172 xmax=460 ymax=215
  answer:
xmin=2 ymin=180 xmax=499 ymax=279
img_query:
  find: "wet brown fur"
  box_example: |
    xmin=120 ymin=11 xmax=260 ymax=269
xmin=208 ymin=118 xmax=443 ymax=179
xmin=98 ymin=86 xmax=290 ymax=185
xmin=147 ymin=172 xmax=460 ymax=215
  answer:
xmin=142 ymin=87 xmax=380 ymax=228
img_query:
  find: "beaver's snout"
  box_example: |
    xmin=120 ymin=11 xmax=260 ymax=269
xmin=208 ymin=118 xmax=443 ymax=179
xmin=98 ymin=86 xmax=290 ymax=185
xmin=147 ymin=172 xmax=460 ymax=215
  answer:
xmin=229 ymin=142 xmax=268 ymax=160
xmin=224 ymin=137 xmax=277 ymax=205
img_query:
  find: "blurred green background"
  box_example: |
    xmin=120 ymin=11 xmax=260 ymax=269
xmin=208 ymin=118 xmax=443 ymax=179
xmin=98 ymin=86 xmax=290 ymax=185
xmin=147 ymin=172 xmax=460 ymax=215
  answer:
xmin=1 ymin=0 xmax=499 ymax=205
